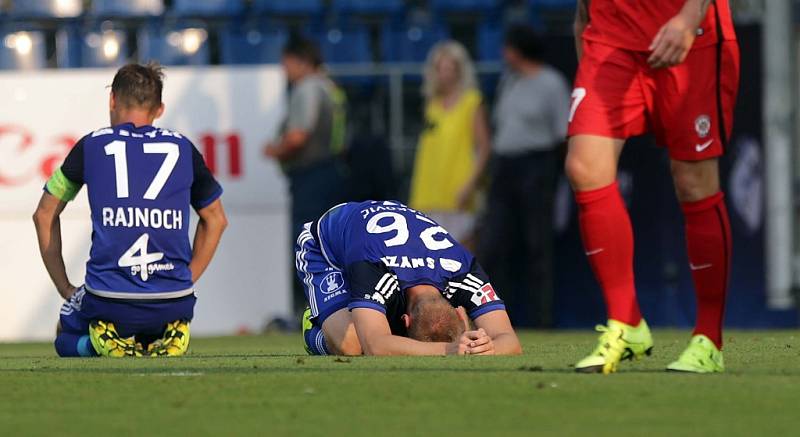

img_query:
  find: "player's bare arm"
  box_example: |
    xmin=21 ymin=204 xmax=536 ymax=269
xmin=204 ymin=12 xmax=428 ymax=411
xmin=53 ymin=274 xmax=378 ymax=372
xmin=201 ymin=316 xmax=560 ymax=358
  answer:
xmin=189 ymin=198 xmax=228 ymax=283
xmin=573 ymin=0 xmax=590 ymax=60
xmin=33 ymin=192 xmax=76 ymax=300
xmin=648 ymin=0 xmax=712 ymax=68
xmin=352 ymin=308 xmax=485 ymax=356
xmin=472 ymin=310 xmax=523 ymax=356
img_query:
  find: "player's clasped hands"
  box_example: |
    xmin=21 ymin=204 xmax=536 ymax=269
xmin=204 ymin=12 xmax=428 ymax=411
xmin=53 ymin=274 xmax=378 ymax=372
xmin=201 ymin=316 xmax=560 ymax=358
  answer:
xmin=447 ymin=328 xmax=495 ymax=356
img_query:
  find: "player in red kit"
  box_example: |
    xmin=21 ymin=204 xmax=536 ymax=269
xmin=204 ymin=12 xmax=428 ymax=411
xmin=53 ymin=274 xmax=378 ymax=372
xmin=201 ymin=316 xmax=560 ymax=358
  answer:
xmin=567 ymin=0 xmax=738 ymax=373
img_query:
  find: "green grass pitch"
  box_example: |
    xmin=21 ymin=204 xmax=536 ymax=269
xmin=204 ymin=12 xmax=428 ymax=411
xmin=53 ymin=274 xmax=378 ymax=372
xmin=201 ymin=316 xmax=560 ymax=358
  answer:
xmin=1 ymin=330 xmax=798 ymax=436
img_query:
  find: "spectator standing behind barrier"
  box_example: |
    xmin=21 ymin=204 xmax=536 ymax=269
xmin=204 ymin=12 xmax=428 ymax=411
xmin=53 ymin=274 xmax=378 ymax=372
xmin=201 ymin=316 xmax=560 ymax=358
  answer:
xmin=477 ymin=25 xmax=570 ymax=328
xmin=408 ymin=41 xmax=491 ymax=245
xmin=264 ymin=34 xmax=349 ymax=314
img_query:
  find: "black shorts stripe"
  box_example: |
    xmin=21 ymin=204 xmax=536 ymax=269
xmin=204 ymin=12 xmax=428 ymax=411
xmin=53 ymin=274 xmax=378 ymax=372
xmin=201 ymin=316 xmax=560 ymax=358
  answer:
xmin=713 ymin=0 xmax=729 ymax=148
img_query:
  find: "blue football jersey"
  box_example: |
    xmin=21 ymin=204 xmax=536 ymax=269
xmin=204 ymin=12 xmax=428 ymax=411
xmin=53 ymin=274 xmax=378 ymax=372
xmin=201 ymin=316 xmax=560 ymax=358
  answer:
xmin=47 ymin=123 xmax=222 ymax=299
xmin=314 ymin=200 xmax=504 ymax=329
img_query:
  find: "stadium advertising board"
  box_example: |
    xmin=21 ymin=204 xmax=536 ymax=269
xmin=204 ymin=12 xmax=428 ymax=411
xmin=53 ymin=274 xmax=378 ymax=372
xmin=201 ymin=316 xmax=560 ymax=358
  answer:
xmin=0 ymin=66 xmax=292 ymax=340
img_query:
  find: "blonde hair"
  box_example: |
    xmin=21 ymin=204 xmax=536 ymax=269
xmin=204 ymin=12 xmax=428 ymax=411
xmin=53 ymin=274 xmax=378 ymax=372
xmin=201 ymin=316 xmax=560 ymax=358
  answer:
xmin=422 ymin=40 xmax=478 ymax=102
xmin=407 ymin=295 xmax=465 ymax=343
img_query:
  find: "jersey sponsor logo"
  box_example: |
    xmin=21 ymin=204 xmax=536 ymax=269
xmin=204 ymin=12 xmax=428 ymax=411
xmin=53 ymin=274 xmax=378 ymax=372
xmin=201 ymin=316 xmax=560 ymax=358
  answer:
xmin=321 ymin=272 xmax=344 ymax=295
xmin=448 ymin=274 xmax=500 ymax=307
xmin=695 ymin=139 xmax=714 ymax=153
xmin=101 ymin=207 xmax=183 ymax=230
xmin=119 ymin=233 xmax=174 ymax=281
xmin=366 ymin=272 xmax=399 ymax=305
xmin=695 ymin=115 xmax=711 ymax=138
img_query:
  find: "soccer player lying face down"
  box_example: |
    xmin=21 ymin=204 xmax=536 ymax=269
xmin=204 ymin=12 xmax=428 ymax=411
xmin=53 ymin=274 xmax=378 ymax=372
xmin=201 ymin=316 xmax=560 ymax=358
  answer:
xmin=402 ymin=293 xmax=468 ymax=343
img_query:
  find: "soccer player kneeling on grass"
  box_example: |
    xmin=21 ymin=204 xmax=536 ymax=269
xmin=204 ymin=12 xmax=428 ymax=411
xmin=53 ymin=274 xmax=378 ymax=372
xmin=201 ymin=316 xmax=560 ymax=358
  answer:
xmin=33 ymin=64 xmax=227 ymax=357
xmin=297 ymin=200 xmax=522 ymax=356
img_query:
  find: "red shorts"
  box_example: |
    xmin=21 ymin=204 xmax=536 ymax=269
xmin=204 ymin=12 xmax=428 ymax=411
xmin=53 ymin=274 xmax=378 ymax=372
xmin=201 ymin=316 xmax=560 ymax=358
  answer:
xmin=567 ymin=39 xmax=740 ymax=161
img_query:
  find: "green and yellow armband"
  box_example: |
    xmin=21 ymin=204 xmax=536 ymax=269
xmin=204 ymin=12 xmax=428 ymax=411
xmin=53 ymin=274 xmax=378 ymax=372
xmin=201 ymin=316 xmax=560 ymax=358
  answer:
xmin=45 ymin=168 xmax=82 ymax=202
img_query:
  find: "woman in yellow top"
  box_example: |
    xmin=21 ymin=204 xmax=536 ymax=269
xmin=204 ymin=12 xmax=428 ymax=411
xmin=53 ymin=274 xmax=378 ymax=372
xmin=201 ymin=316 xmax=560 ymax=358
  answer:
xmin=409 ymin=41 xmax=491 ymax=243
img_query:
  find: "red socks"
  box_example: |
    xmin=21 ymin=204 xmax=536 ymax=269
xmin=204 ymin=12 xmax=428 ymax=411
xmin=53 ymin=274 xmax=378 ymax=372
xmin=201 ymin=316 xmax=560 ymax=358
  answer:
xmin=577 ymin=183 xmax=730 ymax=349
xmin=575 ymin=182 xmax=642 ymax=326
xmin=682 ymin=192 xmax=731 ymax=349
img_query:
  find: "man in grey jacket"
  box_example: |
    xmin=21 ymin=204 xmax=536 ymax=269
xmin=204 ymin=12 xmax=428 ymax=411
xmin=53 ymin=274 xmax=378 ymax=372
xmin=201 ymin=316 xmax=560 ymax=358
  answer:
xmin=478 ymin=25 xmax=570 ymax=328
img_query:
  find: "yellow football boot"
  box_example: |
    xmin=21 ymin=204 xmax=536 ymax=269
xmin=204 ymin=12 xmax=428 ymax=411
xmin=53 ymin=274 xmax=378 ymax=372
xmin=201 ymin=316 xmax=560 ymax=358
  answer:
xmin=89 ymin=320 xmax=141 ymax=357
xmin=575 ymin=319 xmax=654 ymax=374
xmin=667 ymin=335 xmax=724 ymax=373
xmin=147 ymin=320 xmax=191 ymax=357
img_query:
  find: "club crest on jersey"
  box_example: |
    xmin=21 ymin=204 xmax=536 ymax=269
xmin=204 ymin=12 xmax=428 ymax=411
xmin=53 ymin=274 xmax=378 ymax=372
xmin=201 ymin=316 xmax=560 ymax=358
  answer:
xmin=321 ymin=272 xmax=344 ymax=295
xmin=695 ymin=115 xmax=711 ymax=138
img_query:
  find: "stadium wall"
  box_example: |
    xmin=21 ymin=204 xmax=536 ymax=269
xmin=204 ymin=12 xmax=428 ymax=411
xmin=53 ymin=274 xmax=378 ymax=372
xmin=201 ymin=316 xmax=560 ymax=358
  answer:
xmin=0 ymin=66 xmax=292 ymax=341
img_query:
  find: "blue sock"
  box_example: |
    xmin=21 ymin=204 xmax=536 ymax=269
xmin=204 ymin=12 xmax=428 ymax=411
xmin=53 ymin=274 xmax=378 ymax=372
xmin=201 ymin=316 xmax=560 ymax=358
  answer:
xmin=55 ymin=333 xmax=98 ymax=357
xmin=303 ymin=325 xmax=330 ymax=356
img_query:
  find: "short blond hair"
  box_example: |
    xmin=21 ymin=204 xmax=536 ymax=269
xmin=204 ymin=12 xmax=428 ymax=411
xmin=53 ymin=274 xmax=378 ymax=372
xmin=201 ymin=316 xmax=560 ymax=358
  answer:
xmin=422 ymin=40 xmax=478 ymax=102
xmin=407 ymin=295 xmax=465 ymax=342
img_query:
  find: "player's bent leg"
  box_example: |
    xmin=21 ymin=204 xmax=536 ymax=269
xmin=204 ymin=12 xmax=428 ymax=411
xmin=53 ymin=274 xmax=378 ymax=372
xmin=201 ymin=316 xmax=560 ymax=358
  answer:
xmin=565 ymin=135 xmax=624 ymax=191
xmin=56 ymin=289 xmax=99 ymax=357
xmin=55 ymin=332 xmax=98 ymax=357
xmin=321 ymin=309 xmax=362 ymax=356
xmin=670 ymin=158 xmax=731 ymax=369
xmin=147 ymin=320 xmax=191 ymax=357
xmin=89 ymin=320 xmax=141 ymax=357
xmin=670 ymin=159 xmax=721 ymax=202
xmin=567 ymin=135 xmax=650 ymax=372
xmin=303 ymin=307 xmax=329 ymax=355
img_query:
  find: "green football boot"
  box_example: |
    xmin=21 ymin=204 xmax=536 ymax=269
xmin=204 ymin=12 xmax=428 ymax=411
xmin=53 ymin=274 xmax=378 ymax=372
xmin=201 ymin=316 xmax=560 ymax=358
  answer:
xmin=301 ymin=307 xmax=314 ymax=355
xmin=89 ymin=320 xmax=141 ymax=357
xmin=575 ymin=319 xmax=654 ymax=374
xmin=666 ymin=335 xmax=724 ymax=373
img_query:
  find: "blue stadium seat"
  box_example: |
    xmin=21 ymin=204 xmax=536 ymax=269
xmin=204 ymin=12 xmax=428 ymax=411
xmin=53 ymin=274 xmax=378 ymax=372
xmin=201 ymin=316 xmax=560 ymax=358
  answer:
xmin=252 ymin=0 xmax=324 ymax=16
xmin=0 ymin=30 xmax=47 ymax=70
xmin=171 ymin=0 xmax=245 ymax=17
xmin=138 ymin=25 xmax=211 ymax=66
xmin=92 ymin=0 xmax=164 ymax=17
xmin=331 ymin=0 xmax=404 ymax=16
xmin=318 ymin=27 xmax=372 ymax=64
xmin=430 ymin=0 xmax=501 ymax=13
xmin=530 ymin=0 xmax=577 ymax=10
xmin=381 ymin=24 xmax=448 ymax=63
xmin=477 ymin=22 xmax=503 ymax=61
xmin=220 ymin=27 xmax=288 ymax=65
xmin=9 ymin=0 xmax=83 ymax=18
xmin=58 ymin=28 xmax=129 ymax=68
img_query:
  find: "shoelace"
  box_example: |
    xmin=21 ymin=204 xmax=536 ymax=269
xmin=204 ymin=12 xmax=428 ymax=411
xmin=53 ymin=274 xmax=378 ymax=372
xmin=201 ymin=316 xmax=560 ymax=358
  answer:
xmin=592 ymin=325 xmax=626 ymax=359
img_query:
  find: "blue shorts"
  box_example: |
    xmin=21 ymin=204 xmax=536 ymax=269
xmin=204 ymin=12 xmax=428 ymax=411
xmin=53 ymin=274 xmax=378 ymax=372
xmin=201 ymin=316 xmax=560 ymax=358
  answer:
xmin=295 ymin=223 xmax=349 ymax=327
xmin=59 ymin=287 xmax=196 ymax=338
